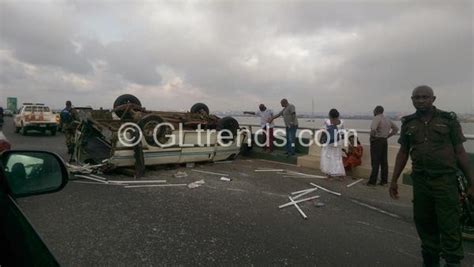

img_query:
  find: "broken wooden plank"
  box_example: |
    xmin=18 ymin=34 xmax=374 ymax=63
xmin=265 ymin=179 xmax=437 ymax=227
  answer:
xmin=285 ymin=171 xmax=326 ymax=179
xmin=89 ymin=174 xmax=108 ymax=181
xmin=74 ymin=174 xmax=109 ymax=184
xmin=278 ymin=195 xmax=320 ymax=209
xmin=292 ymin=188 xmax=318 ymax=200
xmin=124 ymin=184 xmax=187 ymax=188
xmin=288 ymin=196 xmax=307 ymax=219
xmin=254 ymin=169 xmax=285 ymax=172
xmin=291 ymin=188 xmax=315 ymax=195
xmin=191 ymin=169 xmax=229 ymax=176
xmin=310 ymin=183 xmax=341 ymax=196
xmin=108 ymin=180 xmax=167 ymax=184
xmin=346 ymin=179 xmax=364 ymax=188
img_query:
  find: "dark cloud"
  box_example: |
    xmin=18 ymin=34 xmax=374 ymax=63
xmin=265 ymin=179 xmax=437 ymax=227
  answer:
xmin=0 ymin=1 xmax=472 ymax=114
xmin=0 ymin=2 xmax=92 ymax=74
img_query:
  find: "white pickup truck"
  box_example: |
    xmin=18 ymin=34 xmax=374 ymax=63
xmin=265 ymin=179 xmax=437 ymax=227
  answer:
xmin=14 ymin=103 xmax=58 ymax=136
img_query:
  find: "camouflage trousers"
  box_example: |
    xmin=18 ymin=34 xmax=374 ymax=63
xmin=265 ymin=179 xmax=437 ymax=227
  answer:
xmin=412 ymin=173 xmax=463 ymax=265
xmin=63 ymin=126 xmax=75 ymax=155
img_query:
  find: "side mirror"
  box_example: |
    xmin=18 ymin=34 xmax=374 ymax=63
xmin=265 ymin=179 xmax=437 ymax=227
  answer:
xmin=1 ymin=151 xmax=68 ymax=198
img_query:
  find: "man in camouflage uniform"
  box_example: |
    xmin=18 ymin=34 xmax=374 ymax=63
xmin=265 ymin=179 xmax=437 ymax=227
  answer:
xmin=60 ymin=100 xmax=79 ymax=162
xmin=390 ymin=85 xmax=473 ymax=266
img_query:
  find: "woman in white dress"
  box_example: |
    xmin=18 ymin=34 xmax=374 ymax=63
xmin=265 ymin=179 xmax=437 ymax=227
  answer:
xmin=320 ymin=109 xmax=346 ymax=179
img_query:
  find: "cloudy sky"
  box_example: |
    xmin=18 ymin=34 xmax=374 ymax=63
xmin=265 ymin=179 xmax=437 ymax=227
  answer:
xmin=0 ymin=0 xmax=472 ymax=114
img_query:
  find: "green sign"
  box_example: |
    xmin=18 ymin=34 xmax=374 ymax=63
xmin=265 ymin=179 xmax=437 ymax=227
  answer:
xmin=7 ymin=97 xmax=17 ymax=111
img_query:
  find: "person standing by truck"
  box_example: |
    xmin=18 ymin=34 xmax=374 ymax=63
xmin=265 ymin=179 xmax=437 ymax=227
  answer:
xmin=60 ymin=101 xmax=78 ymax=162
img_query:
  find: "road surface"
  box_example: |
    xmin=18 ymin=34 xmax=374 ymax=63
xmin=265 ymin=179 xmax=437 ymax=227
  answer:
xmin=2 ymin=117 xmax=474 ymax=266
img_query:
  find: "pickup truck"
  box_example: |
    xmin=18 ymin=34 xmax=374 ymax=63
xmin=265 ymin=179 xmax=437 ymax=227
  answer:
xmin=14 ymin=103 xmax=58 ymax=136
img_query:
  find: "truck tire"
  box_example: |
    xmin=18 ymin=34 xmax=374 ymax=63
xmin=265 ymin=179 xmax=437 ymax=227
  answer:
xmin=50 ymin=128 xmax=57 ymax=136
xmin=217 ymin=117 xmax=239 ymax=143
xmin=15 ymin=126 xmax=20 ymax=133
xmin=190 ymin=103 xmax=209 ymax=115
xmin=138 ymin=114 xmax=167 ymax=146
xmin=113 ymin=94 xmax=142 ymax=118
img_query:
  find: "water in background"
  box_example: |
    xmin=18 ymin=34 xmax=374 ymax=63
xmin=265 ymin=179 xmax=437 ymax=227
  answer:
xmin=234 ymin=116 xmax=474 ymax=153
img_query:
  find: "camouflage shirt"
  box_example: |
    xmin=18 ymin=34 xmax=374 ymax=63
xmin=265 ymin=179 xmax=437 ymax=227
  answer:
xmin=398 ymin=107 xmax=466 ymax=177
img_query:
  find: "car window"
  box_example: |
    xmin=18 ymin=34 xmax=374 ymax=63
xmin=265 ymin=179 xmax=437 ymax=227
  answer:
xmin=24 ymin=106 xmax=32 ymax=112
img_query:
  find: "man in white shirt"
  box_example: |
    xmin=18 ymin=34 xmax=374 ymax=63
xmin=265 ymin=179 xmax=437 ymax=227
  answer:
xmin=368 ymin=105 xmax=399 ymax=186
xmin=244 ymin=104 xmax=274 ymax=152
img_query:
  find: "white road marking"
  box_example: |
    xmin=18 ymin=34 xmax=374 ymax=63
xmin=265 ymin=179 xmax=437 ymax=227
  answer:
xmin=351 ymin=200 xmax=401 ymax=218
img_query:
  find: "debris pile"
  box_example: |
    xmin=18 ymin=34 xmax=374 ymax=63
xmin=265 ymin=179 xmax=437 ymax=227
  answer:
xmin=278 ymin=182 xmax=342 ymax=220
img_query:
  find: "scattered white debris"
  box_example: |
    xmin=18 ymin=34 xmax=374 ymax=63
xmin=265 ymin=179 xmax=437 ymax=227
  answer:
xmin=292 ymin=188 xmax=318 ymax=200
xmin=124 ymin=184 xmax=187 ymax=188
xmin=188 ymin=180 xmax=205 ymax=189
xmin=314 ymin=202 xmax=325 ymax=208
xmin=108 ymin=180 xmax=167 ymax=184
xmin=186 ymin=162 xmax=195 ymax=168
xmin=174 ymin=171 xmax=188 ymax=178
xmin=285 ymin=171 xmax=326 ymax=179
xmin=346 ymin=179 xmax=364 ymax=188
xmin=74 ymin=174 xmax=109 ymax=184
xmin=291 ymin=188 xmax=316 ymax=195
xmin=220 ymin=177 xmax=232 ymax=182
xmin=282 ymin=175 xmax=326 ymax=179
xmin=279 ymin=195 xmax=320 ymax=209
xmin=72 ymin=181 xmax=117 ymax=186
xmin=288 ymin=196 xmax=308 ymax=219
xmin=88 ymin=174 xmax=108 ymax=181
xmin=66 ymin=163 xmax=105 ymax=174
xmin=254 ymin=169 xmax=284 ymax=172
xmin=310 ymin=183 xmax=341 ymax=196
xmin=192 ymin=169 xmax=229 ymax=176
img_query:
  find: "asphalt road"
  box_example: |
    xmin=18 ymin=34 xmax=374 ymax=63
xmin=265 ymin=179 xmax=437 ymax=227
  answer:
xmin=2 ymin=117 xmax=474 ymax=266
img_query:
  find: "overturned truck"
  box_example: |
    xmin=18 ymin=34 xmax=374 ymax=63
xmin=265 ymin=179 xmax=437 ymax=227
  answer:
xmin=73 ymin=94 xmax=248 ymax=171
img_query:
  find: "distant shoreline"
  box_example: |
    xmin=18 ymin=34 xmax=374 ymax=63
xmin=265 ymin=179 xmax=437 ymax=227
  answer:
xmin=234 ymin=114 xmax=474 ymax=123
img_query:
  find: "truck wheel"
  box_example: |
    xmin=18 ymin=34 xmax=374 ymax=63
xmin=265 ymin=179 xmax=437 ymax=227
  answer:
xmin=20 ymin=126 xmax=27 ymax=136
xmin=138 ymin=114 xmax=168 ymax=146
xmin=217 ymin=117 xmax=239 ymax=143
xmin=113 ymin=94 xmax=142 ymax=118
xmin=51 ymin=129 xmax=57 ymax=136
xmin=15 ymin=126 xmax=20 ymax=133
xmin=190 ymin=103 xmax=209 ymax=115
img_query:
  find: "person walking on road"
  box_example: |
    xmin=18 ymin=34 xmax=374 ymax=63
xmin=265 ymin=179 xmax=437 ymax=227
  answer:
xmin=270 ymin=99 xmax=298 ymax=156
xmin=390 ymin=85 xmax=473 ymax=267
xmin=367 ymin=105 xmax=398 ymax=186
xmin=244 ymin=104 xmax=274 ymax=152
xmin=60 ymin=101 xmax=79 ymax=162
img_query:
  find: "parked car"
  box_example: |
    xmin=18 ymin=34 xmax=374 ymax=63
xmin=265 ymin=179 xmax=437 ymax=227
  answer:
xmin=3 ymin=109 xmax=14 ymax=117
xmin=14 ymin=103 xmax=58 ymax=136
xmin=73 ymin=94 xmax=249 ymax=169
xmin=0 ymin=150 xmax=69 ymax=265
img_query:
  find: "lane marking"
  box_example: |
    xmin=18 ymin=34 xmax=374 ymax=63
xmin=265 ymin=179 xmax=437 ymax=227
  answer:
xmin=355 ymin=221 xmax=419 ymax=241
xmin=351 ymin=199 xmax=400 ymax=219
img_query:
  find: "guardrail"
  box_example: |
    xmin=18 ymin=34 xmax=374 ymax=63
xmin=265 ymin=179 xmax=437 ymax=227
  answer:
xmin=242 ymin=124 xmax=474 ymax=140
